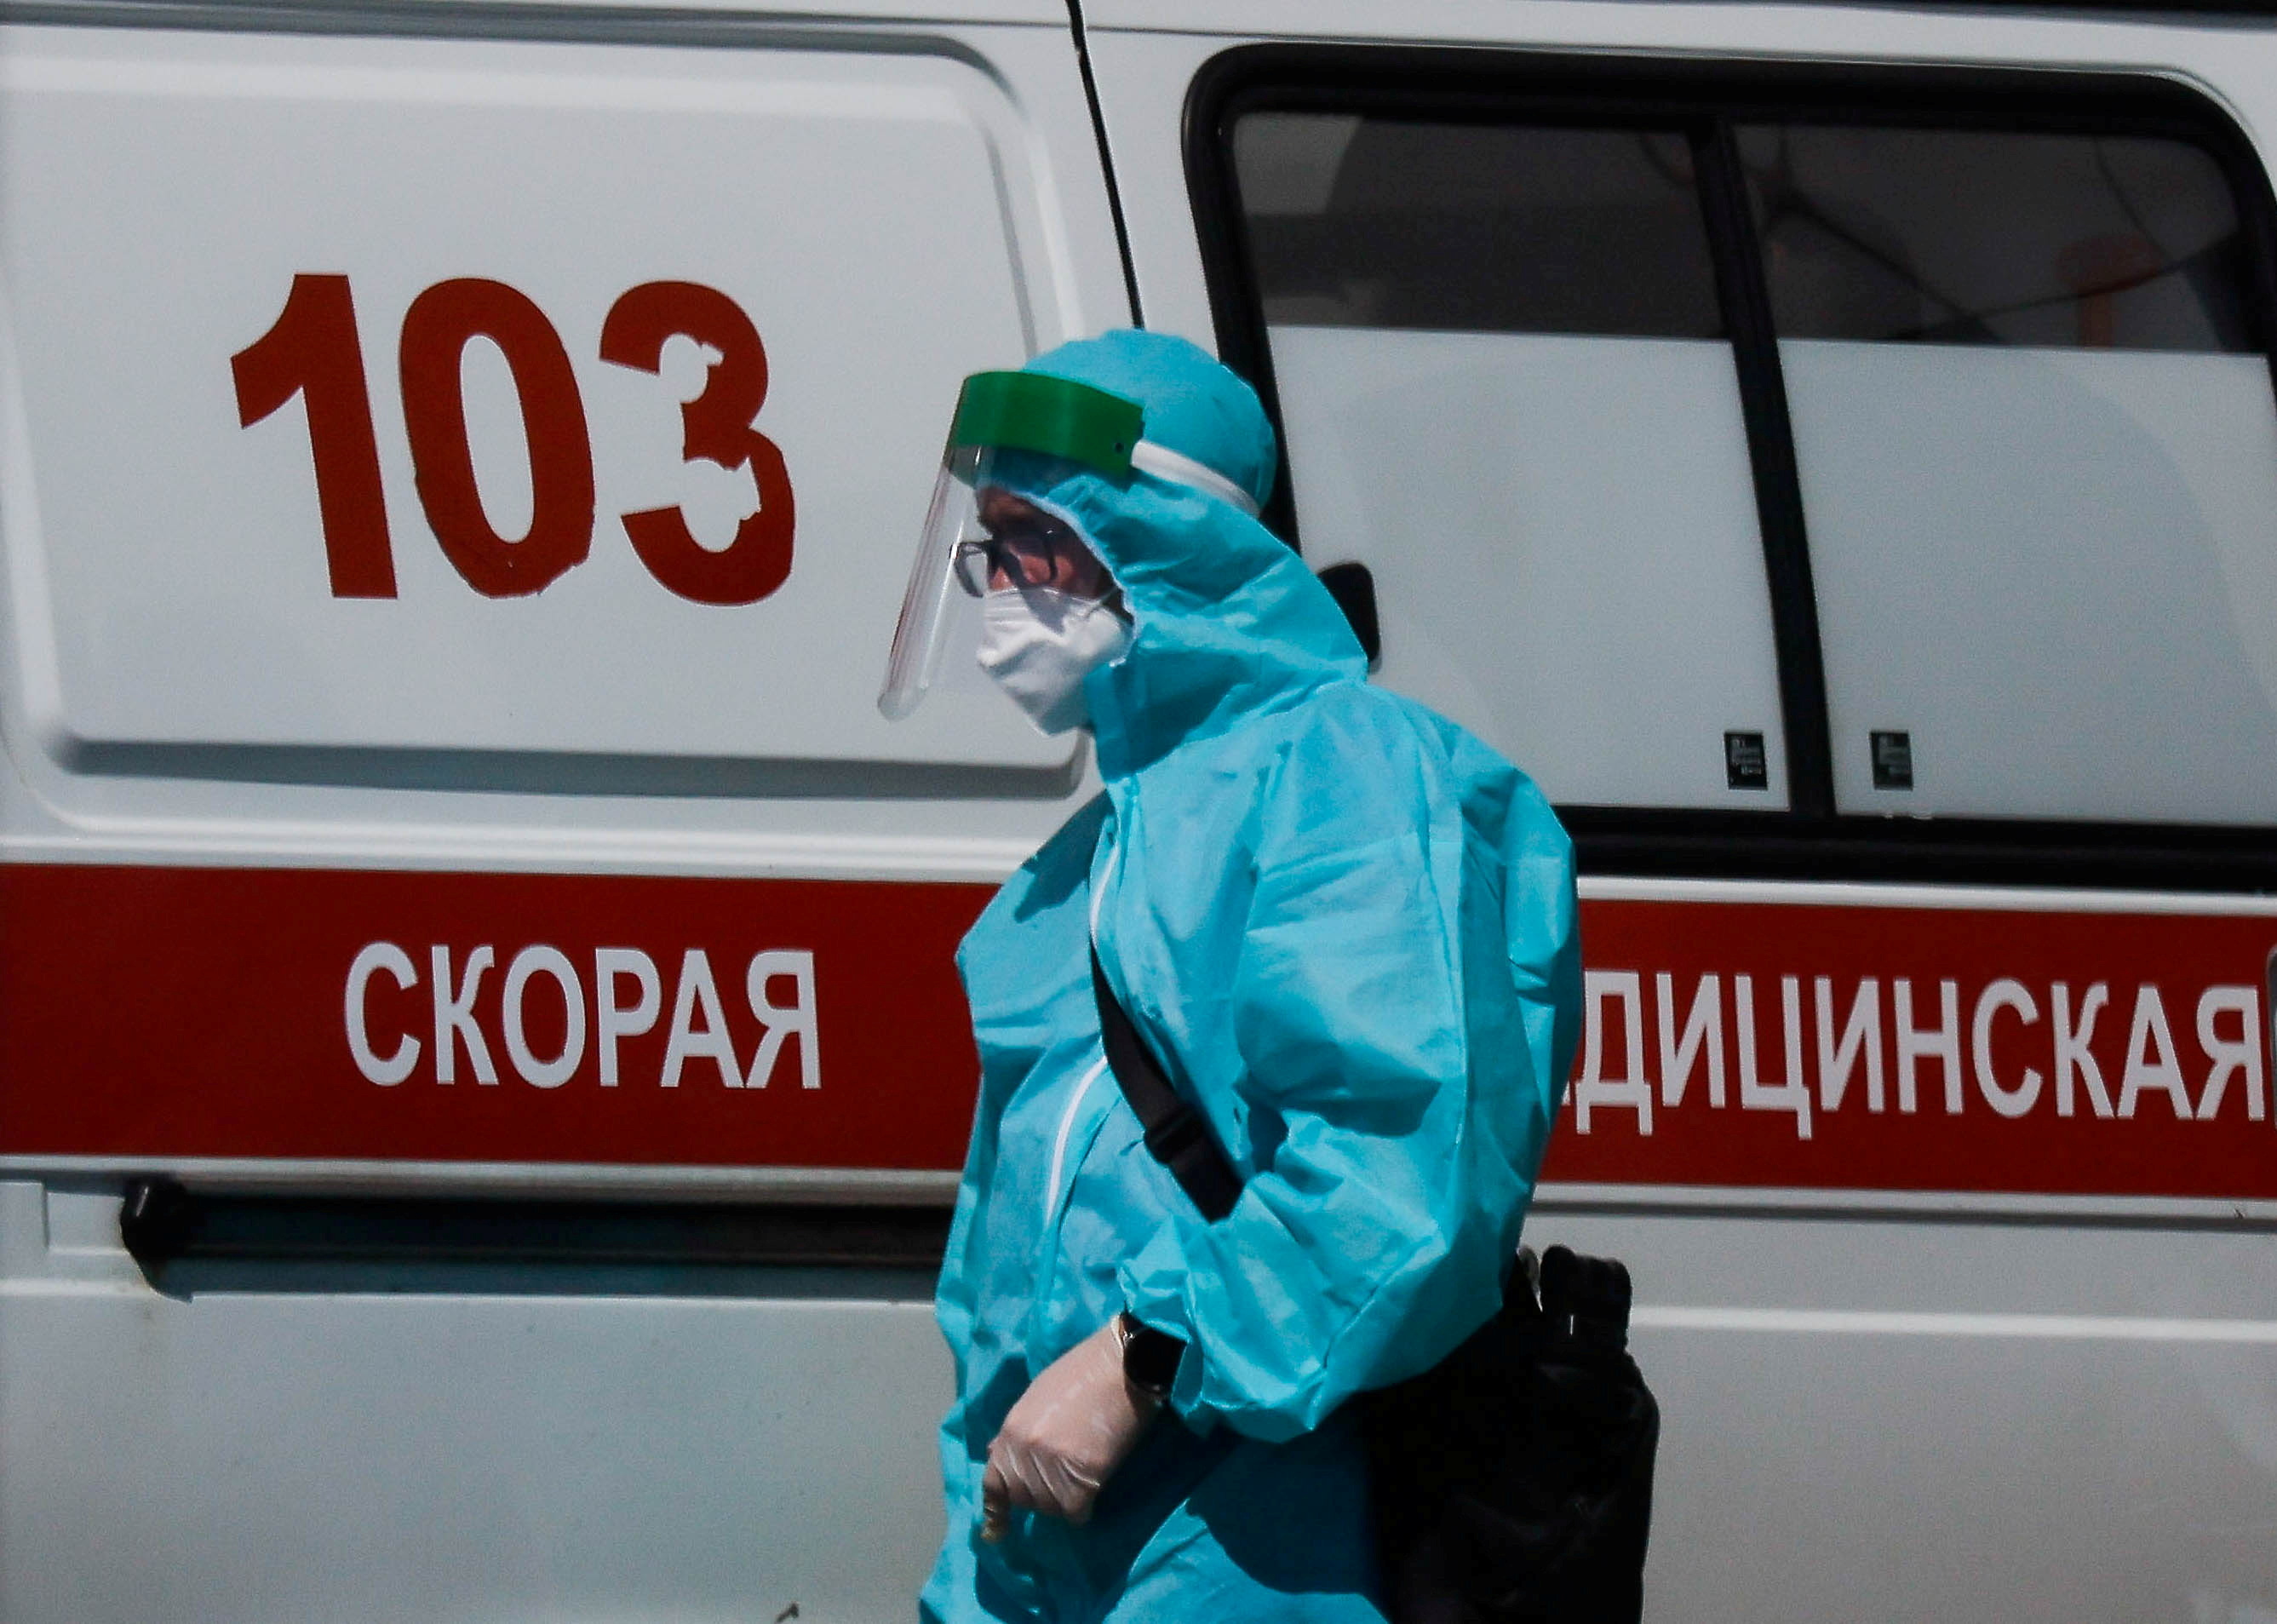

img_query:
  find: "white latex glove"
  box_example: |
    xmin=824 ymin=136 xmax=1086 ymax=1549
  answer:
xmin=982 ymin=1319 xmax=1158 ymax=1530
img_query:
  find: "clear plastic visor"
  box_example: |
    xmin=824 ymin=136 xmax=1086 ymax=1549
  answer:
xmin=880 ymin=447 xmax=1114 ymax=720
xmin=882 ymin=369 xmax=1144 ymax=721
xmin=881 ymin=445 xmax=990 ymax=720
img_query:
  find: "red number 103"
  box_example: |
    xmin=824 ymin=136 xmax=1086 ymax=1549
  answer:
xmin=231 ymin=273 xmax=794 ymax=606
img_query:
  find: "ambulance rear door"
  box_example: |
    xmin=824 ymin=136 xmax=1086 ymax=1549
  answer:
xmin=0 ymin=2 xmax=1126 ymax=1619
xmin=1084 ymin=3 xmax=2277 ymax=1618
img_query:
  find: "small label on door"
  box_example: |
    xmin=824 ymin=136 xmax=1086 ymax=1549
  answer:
xmin=1871 ymin=730 xmax=1914 ymax=790
xmin=1724 ymin=731 xmax=1768 ymax=790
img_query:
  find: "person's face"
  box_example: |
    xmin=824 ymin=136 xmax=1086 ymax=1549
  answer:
xmin=973 ymin=488 xmax=1116 ymax=600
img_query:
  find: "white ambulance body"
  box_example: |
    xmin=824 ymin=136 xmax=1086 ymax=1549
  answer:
xmin=0 ymin=0 xmax=2272 ymax=1618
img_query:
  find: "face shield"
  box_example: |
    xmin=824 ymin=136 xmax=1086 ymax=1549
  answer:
xmin=879 ymin=370 xmax=1142 ymax=721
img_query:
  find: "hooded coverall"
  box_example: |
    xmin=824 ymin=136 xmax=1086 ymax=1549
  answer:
xmin=921 ymin=330 xmax=1582 ymax=1623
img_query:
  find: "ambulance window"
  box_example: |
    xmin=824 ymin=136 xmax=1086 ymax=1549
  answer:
xmin=1739 ymin=125 xmax=2277 ymax=823
xmin=1234 ymin=114 xmax=1793 ymax=811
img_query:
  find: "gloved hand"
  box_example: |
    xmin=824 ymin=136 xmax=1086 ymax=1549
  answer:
xmin=983 ymin=1318 xmax=1158 ymax=1530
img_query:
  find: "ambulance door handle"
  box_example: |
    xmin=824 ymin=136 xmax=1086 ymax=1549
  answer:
xmin=120 ymin=1176 xmax=200 ymax=1266
xmin=1316 ymin=560 xmax=1380 ymax=668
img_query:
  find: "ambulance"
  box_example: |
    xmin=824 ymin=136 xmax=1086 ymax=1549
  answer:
xmin=0 ymin=0 xmax=2272 ymax=1618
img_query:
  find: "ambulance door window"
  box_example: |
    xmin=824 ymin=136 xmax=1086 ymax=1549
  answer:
xmin=1234 ymin=115 xmax=1792 ymax=811
xmin=1739 ymin=125 xmax=2277 ymax=823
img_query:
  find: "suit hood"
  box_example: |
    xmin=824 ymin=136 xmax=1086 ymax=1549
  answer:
xmin=997 ymin=330 xmax=1368 ymax=778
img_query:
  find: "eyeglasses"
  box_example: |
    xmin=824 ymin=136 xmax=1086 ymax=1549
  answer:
xmin=950 ymin=517 xmax=1093 ymax=598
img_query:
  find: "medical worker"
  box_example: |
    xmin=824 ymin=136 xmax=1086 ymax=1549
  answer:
xmin=879 ymin=330 xmax=1581 ymax=1622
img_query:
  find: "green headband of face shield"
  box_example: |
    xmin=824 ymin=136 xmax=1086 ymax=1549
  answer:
xmin=949 ymin=370 xmax=1143 ymax=479
xmin=879 ymin=369 xmax=1261 ymax=721
xmin=944 ymin=371 xmax=1262 ymax=514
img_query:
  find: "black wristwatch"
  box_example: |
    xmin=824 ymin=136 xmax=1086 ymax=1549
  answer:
xmin=1116 ymin=1310 xmax=1184 ymax=1402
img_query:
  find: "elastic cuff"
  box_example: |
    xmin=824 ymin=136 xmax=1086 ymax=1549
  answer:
xmin=1116 ymin=1251 xmax=1214 ymax=1430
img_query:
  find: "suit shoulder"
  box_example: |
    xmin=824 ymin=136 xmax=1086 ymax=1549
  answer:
xmin=1271 ymin=678 xmax=1453 ymax=775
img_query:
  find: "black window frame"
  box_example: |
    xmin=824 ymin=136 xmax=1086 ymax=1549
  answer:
xmin=1186 ymin=44 xmax=2277 ymax=893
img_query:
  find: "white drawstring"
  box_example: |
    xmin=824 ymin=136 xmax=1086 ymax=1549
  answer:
xmin=1130 ymin=439 xmax=1259 ymax=517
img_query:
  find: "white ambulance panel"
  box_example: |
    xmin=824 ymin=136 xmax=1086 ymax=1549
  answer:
xmin=0 ymin=7 xmax=1123 ymax=1622
xmin=1 ymin=23 xmax=1069 ymax=774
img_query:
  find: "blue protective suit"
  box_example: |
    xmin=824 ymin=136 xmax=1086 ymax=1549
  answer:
xmin=921 ymin=330 xmax=1582 ymax=1624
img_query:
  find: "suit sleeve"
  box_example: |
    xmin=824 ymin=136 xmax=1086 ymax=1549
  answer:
xmin=1115 ymin=697 xmax=1576 ymax=1442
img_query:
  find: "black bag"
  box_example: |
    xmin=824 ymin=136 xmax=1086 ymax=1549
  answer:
xmin=1090 ymin=946 xmax=1658 ymax=1624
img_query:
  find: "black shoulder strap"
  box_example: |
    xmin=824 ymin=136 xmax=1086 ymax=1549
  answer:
xmin=1089 ymin=944 xmax=1243 ymax=1222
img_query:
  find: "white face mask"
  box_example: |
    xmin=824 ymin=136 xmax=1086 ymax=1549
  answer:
xmin=975 ymin=587 xmax=1133 ymax=735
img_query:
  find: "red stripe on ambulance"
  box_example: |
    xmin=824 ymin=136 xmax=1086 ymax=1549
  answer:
xmin=1552 ymin=899 xmax=2277 ymax=1200
xmin=1 ymin=870 xmax=2269 ymax=1198
xmin=0 ymin=864 xmax=989 ymax=1168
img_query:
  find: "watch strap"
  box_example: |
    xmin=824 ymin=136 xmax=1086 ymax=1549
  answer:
xmin=1117 ymin=1311 xmax=1184 ymax=1401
